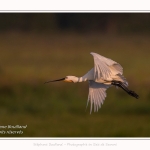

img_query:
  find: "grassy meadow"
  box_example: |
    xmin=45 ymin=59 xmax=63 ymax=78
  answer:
xmin=0 ymin=32 xmax=150 ymax=137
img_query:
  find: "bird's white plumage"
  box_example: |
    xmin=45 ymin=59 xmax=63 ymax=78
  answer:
xmin=85 ymin=52 xmax=127 ymax=113
xmin=90 ymin=52 xmax=123 ymax=81
xmin=46 ymin=52 xmax=135 ymax=113
xmin=87 ymin=80 xmax=110 ymax=113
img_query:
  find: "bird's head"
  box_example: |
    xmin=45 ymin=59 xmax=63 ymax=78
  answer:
xmin=65 ymin=76 xmax=78 ymax=83
xmin=44 ymin=76 xmax=78 ymax=84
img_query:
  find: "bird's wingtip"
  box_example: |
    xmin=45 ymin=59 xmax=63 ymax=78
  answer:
xmin=90 ymin=52 xmax=99 ymax=57
xmin=90 ymin=52 xmax=95 ymax=55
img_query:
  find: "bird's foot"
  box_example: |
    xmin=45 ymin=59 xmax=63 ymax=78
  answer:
xmin=111 ymin=80 xmax=139 ymax=99
xmin=128 ymin=90 xmax=139 ymax=99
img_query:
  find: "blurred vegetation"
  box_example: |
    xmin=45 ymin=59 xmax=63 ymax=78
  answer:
xmin=0 ymin=13 xmax=150 ymax=137
xmin=0 ymin=13 xmax=150 ymax=34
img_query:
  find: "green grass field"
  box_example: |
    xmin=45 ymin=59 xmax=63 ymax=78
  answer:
xmin=0 ymin=32 xmax=150 ymax=137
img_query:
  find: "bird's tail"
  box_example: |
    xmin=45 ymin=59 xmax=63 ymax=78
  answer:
xmin=111 ymin=80 xmax=139 ymax=99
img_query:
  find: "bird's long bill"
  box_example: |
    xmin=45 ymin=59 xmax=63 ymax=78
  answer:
xmin=44 ymin=77 xmax=65 ymax=84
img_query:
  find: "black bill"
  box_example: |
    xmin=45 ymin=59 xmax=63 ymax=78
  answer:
xmin=44 ymin=77 xmax=65 ymax=84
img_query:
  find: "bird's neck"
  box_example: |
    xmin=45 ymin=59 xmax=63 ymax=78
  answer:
xmin=77 ymin=68 xmax=94 ymax=82
xmin=78 ymin=76 xmax=88 ymax=82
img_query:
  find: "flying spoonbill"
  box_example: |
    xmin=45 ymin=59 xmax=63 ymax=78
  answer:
xmin=45 ymin=52 xmax=139 ymax=113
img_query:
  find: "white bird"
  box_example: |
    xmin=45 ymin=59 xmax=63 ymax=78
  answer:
xmin=45 ymin=52 xmax=139 ymax=113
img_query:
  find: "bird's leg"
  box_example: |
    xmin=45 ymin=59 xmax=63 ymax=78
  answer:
xmin=111 ymin=80 xmax=139 ymax=99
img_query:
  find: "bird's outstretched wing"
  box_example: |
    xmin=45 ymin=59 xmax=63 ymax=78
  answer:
xmin=87 ymin=80 xmax=110 ymax=113
xmin=90 ymin=52 xmax=123 ymax=81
